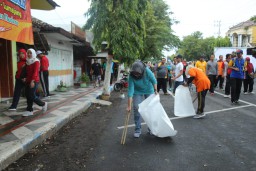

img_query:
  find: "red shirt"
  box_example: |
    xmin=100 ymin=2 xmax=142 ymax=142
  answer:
xmin=26 ymin=61 xmax=40 ymax=83
xmin=40 ymin=55 xmax=49 ymax=71
xmin=15 ymin=59 xmax=26 ymax=79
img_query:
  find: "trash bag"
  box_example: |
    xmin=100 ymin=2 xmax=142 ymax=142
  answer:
xmin=138 ymin=94 xmax=177 ymax=137
xmin=174 ymin=86 xmax=196 ymax=117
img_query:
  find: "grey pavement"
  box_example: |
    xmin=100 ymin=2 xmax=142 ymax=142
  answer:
xmin=85 ymin=85 xmax=256 ymax=171
xmin=0 ymin=86 xmax=103 ymax=170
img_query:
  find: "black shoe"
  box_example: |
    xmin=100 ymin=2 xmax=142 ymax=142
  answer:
xmin=8 ymin=106 xmax=16 ymax=111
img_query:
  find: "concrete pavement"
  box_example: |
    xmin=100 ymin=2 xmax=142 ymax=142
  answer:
xmin=0 ymin=86 xmax=104 ymax=170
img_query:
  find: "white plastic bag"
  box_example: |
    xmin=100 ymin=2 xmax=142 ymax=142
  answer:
xmin=174 ymin=86 xmax=196 ymax=117
xmin=138 ymin=94 xmax=177 ymax=137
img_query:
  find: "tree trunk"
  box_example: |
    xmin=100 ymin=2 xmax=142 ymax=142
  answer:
xmin=102 ymin=56 xmax=112 ymax=95
xmin=117 ymin=64 xmax=122 ymax=81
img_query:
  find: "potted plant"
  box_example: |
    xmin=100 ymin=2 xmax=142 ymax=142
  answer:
xmin=57 ymin=80 xmax=68 ymax=92
xmin=80 ymin=72 xmax=90 ymax=88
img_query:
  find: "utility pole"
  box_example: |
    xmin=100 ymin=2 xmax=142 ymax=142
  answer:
xmin=214 ymin=20 xmax=221 ymax=46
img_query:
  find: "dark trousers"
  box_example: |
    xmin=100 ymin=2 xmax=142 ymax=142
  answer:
xmin=197 ymin=89 xmax=208 ymax=113
xmin=230 ymin=78 xmax=243 ymax=102
xmin=173 ymin=81 xmax=183 ymax=94
xmin=157 ymin=78 xmax=167 ymax=93
xmin=40 ymin=71 xmax=50 ymax=96
xmin=11 ymin=79 xmax=25 ymax=108
xmin=243 ymin=78 xmax=254 ymax=93
xmin=25 ymin=82 xmax=45 ymax=111
xmin=168 ymin=76 xmax=172 ymax=88
xmin=208 ymin=75 xmax=216 ymax=93
xmin=215 ymin=75 xmax=224 ymax=89
xmin=225 ymin=74 xmax=231 ymax=95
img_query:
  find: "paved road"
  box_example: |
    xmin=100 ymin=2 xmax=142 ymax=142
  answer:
xmin=85 ymin=86 xmax=256 ymax=171
xmin=5 ymin=84 xmax=256 ymax=171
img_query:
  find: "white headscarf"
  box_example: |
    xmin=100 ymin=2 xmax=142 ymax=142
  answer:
xmin=26 ymin=48 xmax=40 ymax=65
xmin=185 ymin=64 xmax=195 ymax=77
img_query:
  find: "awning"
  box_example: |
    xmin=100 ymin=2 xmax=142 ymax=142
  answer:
xmin=88 ymin=52 xmax=108 ymax=58
xmin=31 ymin=0 xmax=60 ymax=10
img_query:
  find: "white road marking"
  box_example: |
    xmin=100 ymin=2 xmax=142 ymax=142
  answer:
xmin=214 ymin=91 xmax=256 ymax=106
xmin=117 ymin=104 xmax=253 ymax=129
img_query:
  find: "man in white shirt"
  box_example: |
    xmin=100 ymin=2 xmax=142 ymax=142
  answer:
xmin=172 ymin=54 xmax=184 ymax=95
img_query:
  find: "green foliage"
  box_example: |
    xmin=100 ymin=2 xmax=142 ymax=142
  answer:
xmin=250 ymin=15 xmax=256 ymax=23
xmin=177 ymin=31 xmax=231 ymax=61
xmin=80 ymin=73 xmax=90 ymax=83
xmin=141 ymin=0 xmax=180 ymax=61
xmin=84 ymin=0 xmax=180 ymax=64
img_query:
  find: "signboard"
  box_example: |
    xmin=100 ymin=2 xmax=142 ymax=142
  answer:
xmin=71 ymin=22 xmax=85 ymax=39
xmin=0 ymin=0 xmax=33 ymax=44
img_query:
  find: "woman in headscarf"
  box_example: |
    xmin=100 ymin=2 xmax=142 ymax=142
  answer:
xmin=23 ymin=48 xmax=47 ymax=117
xmin=184 ymin=64 xmax=210 ymax=119
xmin=8 ymin=49 xmax=27 ymax=110
xmin=127 ymin=60 xmax=158 ymax=138
xmin=243 ymin=57 xmax=254 ymax=94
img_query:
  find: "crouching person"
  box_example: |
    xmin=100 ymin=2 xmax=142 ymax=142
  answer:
xmin=184 ymin=65 xmax=210 ymax=119
xmin=127 ymin=60 xmax=157 ymax=138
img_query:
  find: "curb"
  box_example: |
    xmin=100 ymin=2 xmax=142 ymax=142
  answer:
xmin=0 ymin=90 xmax=102 ymax=170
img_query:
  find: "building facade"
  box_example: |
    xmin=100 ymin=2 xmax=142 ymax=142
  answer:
xmin=226 ymin=20 xmax=256 ymax=47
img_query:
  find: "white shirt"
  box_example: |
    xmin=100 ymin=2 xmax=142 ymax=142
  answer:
xmin=175 ymin=62 xmax=184 ymax=82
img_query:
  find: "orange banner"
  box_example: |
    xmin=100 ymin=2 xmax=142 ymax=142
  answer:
xmin=0 ymin=0 xmax=33 ymax=45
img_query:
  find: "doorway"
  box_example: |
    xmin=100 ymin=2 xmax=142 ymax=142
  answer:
xmin=0 ymin=38 xmax=14 ymax=99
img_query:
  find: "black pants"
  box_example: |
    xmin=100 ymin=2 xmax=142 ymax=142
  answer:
xmin=157 ymin=78 xmax=167 ymax=93
xmin=197 ymin=89 xmax=208 ymax=113
xmin=10 ymin=79 xmax=25 ymax=108
xmin=208 ymin=75 xmax=216 ymax=93
xmin=243 ymin=78 xmax=254 ymax=93
xmin=215 ymin=75 xmax=224 ymax=89
xmin=25 ymin=83 xmax=45 ymax=111
xmin=224 ymin=74 xmax=231 ymax=95
xmin=230 ymin=78 xmax=243 ymax=102
xmin=168 ymin=77 xmax=172 ymax=88
xmin=40 ymin=71 xmax=50 ymax=96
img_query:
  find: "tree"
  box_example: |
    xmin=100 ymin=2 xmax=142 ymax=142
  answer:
xmin=84 ymin=0 xmax=147 ymax=63
xmin=84 ymin=0 xmax=180 ymax=95
xmin=141 ymin=0 xmax=180 ymax=61
xmin=177 ymin=31 xmax=231 ymax=61
xmin=250 ymin=15 xmax=256 ymax=23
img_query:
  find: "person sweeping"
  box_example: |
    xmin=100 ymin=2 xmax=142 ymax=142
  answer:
xmin=183 ymin=65 xmax=210 ymax=119
xmin=126 ymin=60 xmax=157 ymax=138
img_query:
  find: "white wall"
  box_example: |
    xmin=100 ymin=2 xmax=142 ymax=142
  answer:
xmin=45 ymin=36 xmax=74 ymax=91
xmin=214 ymin=47 xmax=256 ymax=71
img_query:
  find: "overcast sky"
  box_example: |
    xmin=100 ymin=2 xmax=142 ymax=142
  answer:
xmin=31 ymin=0 xmax=256 ymax=55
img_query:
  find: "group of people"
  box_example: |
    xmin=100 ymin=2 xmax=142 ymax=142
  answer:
xmin=90 ymin=59 xmax=115 ymax=87
xmin=127 ymin=49 xmax=255 ymax=138
xmin=8 ymin=48 xmax=50 ymax=117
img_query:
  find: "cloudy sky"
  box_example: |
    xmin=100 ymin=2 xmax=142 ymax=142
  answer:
xmin=31 ymin=0 xmax=256 ymax=54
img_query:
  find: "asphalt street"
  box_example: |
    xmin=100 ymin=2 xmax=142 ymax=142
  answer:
xmin=5 ymin=84 xmax=256 ymax=171
xmin=85 ymin=86 xmax=256 ymax=171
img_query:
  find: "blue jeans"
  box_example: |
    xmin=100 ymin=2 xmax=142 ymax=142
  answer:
xmin=133 ymin=94 xmax=151 ymax=132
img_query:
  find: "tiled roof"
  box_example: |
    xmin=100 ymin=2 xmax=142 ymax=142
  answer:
xmin=229 ymin=20 xmax=256 ymax=30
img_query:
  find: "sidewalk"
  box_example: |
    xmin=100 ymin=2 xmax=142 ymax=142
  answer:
xmin=0 ymin=86 xmax=104 ymax=170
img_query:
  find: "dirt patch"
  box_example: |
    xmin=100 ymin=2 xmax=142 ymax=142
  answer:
xmin=4 ymin=93 xmax=120 ymax=171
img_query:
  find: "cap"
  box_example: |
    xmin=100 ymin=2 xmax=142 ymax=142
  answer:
xmin=246 ymin=57 xmax=250 ymax=61
xmin=236 ymin=49 xmax=243 ymax=54
xmin=176 ymin=54 xmax=182 ymax=58
xmin=36 ymin=50 xmax=43 ymax=55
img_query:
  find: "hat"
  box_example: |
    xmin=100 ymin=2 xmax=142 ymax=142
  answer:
xmin=176 ymin=54 xmax=182 ymax=58
xmin=36 ymin=50 xmax=43 ymax=55
xmin=246 ymin=57 xmax=250 ymax=61
xmin=236 ymin=49 xmax=243 ymax=54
